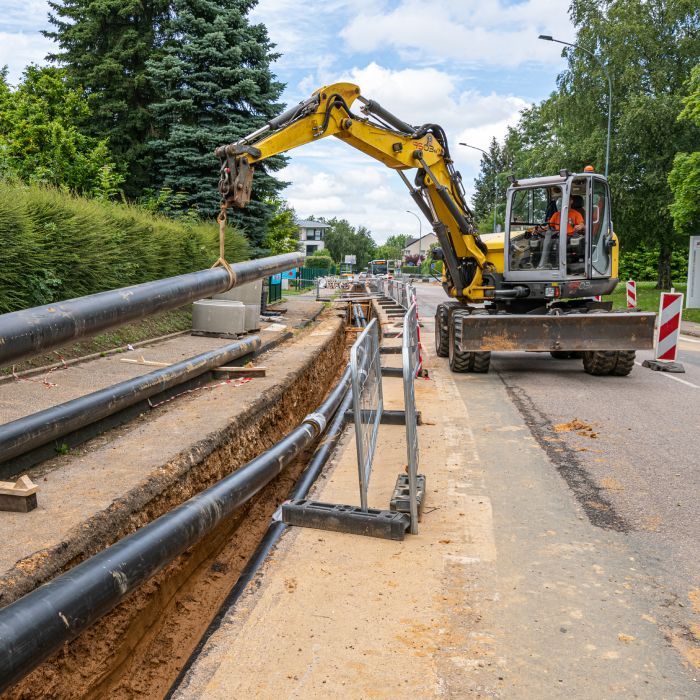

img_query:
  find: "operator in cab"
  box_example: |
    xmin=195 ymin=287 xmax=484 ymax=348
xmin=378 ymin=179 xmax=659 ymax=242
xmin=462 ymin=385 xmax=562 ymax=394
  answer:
xmin=540 ymin=195 xmax=585 ymax=236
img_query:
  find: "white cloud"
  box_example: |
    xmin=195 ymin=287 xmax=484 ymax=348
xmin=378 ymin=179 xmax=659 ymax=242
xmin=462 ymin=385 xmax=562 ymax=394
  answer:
xmin=0 ymin=31 xmax=53 ymax=85
xmin=340 ymin=0 xmax=573 ymax=68
xmin=275 ymin=63 xmax=528 ymax=242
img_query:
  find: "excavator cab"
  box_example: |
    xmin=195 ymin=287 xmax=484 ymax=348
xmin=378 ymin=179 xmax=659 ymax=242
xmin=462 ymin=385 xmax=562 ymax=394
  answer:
xmin=503 ymin=171 xmax=616 ymax=299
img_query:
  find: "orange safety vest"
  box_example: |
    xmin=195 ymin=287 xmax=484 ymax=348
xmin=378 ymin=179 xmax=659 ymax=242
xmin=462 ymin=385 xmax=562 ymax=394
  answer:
xmin=549 ymin=209 xmax=584 ymax=236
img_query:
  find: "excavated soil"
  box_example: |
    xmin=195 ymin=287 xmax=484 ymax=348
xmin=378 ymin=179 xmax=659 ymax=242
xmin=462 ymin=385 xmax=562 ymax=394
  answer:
xmin=3 ymin=314 xmax=348 ymax=700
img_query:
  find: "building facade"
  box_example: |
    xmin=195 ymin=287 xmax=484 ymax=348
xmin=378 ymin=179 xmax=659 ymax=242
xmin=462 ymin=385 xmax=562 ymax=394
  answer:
xmin=297 ymin=220 xmax=331 ymax=257
xmin=402 ymin=233 xmax=438 ymax=263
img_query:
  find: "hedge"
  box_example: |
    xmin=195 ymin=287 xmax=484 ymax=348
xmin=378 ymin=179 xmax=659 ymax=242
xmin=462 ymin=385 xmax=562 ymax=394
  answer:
xmin=618 ymin=246 xmax=688 ymax=282
xmin=0 ymin=182 xmax=249 ymax=313
xmin=304 ymin=254 xmax=332 ymax=269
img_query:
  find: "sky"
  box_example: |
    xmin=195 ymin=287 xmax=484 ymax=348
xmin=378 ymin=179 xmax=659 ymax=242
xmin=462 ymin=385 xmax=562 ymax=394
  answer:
xmin=0 ymin=0 xmax=575 ymax=243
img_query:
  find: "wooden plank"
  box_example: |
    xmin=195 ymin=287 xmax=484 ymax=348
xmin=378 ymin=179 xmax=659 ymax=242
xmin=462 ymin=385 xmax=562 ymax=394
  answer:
xmin=0 ymin=475 xmax=38 ymax=512
xmin=120 ymin=356 xmax=171 ymax=367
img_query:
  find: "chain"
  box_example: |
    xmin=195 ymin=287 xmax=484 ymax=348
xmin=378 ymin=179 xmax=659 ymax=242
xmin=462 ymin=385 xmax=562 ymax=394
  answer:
xmin=211 ymin=202 xmax=236 ymax=290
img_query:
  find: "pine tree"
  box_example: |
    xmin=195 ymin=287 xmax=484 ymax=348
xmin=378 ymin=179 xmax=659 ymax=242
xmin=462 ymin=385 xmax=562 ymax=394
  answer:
xmin=44 ymin=0 xmax=169 ymax=197
xmin=147 ymin=0 xmax=287 ymax=253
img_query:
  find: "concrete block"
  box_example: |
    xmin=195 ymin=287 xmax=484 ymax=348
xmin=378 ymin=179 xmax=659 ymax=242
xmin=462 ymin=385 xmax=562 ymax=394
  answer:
xmin=244 ymin=304 xmax=261 ymax=331
xmin=213 ymin=279 xmax=262 ymax=305
xmin=192 ymin=300 xmax=246 ymax=335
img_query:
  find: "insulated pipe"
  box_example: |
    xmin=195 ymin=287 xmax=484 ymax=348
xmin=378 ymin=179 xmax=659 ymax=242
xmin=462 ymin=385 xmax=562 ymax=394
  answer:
xmin=166 ymin=384 xmax=353 ymax=699
xmin=0 ymin=253 xmax=302 ymax=367
xmin=0 ymin=365 xmax=352 ymax=693
xmin=0 ymin=336 xmax=260 ymax=464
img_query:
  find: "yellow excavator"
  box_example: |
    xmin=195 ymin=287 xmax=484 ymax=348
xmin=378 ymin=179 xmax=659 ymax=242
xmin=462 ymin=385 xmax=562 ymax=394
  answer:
xmin=215 ymin=82 xmax=655 ymax=375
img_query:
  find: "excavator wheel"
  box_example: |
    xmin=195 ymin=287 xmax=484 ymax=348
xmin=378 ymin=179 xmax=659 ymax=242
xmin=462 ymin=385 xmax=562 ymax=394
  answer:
xmin=610 ymin=350 xmax=636 ymax=376
xmin=435 ymin=303 xmax=450 ymax=358
xmin=582 ymin=350 xmax=635 ymax=376
xmin=448 ymin=309 xmax=491 ymax=373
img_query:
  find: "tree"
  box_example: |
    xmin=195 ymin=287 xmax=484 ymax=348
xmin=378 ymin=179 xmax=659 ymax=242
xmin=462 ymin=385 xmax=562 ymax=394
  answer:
xmin=321 ymin=217 xmax=377 ymax=268
xmin=44 ymin=0 xmax=169 ymax=197
xmin=0 ymin=66 xmax=122 ymax=196
xmin=474 ymin=0 xmax=700 ymax=287
xmin=264 ymin=198 xmax=299 ymax=254
xmin=471 ymin=137 xmax=510 ymax=232
xmin=147 ymin=0 xmax=287 ymax=252
xmin=375 ymin=233 xmax=410 ymax=261
xmin=668 ymin=63 xmax=700 ymax=238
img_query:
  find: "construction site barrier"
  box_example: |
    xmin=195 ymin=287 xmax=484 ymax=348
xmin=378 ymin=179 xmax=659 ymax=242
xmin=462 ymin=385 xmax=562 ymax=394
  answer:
xmin=627 ymin=279 xmax=637 ymax=308
xmin=655 ymin=291 xmax=684 ymax=362
xmin=350 ymin=318 xmax=383 ymax=510
xmin=402 ymin=302 xmax=421 ymax=534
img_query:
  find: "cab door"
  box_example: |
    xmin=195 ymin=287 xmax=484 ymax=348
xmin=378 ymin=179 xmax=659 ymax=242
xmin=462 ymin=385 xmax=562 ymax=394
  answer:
xmin=590 ymin=178 xmax=613 ymax=278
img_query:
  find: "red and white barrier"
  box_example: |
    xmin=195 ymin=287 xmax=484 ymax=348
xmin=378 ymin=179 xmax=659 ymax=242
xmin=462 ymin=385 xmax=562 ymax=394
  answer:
xmin=655 ymin=292 xmax=684 ymax=361
xmin=593 ymin=295 xmax=602 ymax=302
xmin=626 ymin=280 xmax=637 ymax=308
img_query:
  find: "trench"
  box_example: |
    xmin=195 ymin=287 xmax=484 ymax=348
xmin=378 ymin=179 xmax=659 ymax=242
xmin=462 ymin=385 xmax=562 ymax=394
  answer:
xmin=2 ymin=313 xmax=352 ymax=699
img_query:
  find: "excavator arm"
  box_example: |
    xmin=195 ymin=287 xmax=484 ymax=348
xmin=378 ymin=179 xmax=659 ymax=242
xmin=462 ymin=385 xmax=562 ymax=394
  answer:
xmin=214 ymin=82 xmax=492 ymax=301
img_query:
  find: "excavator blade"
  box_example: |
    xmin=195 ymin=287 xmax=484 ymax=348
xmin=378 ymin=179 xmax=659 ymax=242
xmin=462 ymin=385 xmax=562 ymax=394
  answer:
xmin=457 ymin=312 xmax=656 ymax=352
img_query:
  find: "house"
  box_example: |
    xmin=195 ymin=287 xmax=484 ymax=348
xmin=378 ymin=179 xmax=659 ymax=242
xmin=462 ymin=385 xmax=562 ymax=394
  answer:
xmin=297 ymin=220 xmax=331 ymax=257
xmin=402 ymin=232 xmax=438 ymax=263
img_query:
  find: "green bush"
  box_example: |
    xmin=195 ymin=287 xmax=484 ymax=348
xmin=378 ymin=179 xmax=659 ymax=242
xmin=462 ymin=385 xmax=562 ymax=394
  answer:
xmin=304 ymin=254 xmax=332 ymax=269
xmin=401 ymin=265 xmax=420 ymax=274
xmin=0 ymin=182 xmax=249 ymax=313
xmin=618 ymin=246 xmax=688 ymax=282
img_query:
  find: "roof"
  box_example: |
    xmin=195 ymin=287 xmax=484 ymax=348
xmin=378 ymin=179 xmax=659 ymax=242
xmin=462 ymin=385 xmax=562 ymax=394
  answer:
xmin=404 ymin=233 xmax=436 ymax=248
xmin=296 ymin=220 xmax=331 ymax=229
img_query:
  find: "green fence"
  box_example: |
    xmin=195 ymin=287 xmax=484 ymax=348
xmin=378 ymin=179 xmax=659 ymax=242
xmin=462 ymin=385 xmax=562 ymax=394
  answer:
xmin=268 ymin=275 xmax=282 ymax=304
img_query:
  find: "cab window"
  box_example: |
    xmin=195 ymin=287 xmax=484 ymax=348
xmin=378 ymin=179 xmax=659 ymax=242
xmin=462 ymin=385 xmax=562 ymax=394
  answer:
xmin=509 ymin=185 xmax=561 ymax=271
xmin=591 ymin=179 xmax=612 ymax=276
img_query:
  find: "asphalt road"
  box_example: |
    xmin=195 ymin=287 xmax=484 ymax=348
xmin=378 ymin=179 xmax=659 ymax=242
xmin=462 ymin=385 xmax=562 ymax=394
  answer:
xmin=414 ymin=283 xmax=700 ymax=693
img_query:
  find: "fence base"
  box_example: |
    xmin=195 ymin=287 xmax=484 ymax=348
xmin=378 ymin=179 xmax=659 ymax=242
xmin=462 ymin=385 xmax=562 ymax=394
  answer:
xmin=390 ymin=473 xmax=426 ymax=521
xmin=642 ymin=359 xmax=685 ymax=373
xmin=282 ymin=499 xmax=410 ymax=540
xmin=344 ymin=409 xmax=422 ymax=426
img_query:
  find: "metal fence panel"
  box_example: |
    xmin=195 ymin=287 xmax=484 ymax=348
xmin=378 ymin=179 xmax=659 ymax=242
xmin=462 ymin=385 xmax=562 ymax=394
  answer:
xmin=350 ymin=318 xmax=383 ymax=510
xmin=402 ymin=301 xmax=420 ymax=534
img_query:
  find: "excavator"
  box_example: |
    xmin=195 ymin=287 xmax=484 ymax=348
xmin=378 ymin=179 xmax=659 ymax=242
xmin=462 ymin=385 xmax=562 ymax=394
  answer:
xmin=215 ymin=82 xmax=655 ymax=375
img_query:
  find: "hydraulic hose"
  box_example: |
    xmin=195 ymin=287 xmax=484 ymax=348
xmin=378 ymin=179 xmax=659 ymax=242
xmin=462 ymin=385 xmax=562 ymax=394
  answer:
xmin=0 ymin=365 xmax=351 ymax=693
xmin=0 ymin=253 xmax=302 ymax=367
xmin=0 ymin=336 xmax=260 ymax=465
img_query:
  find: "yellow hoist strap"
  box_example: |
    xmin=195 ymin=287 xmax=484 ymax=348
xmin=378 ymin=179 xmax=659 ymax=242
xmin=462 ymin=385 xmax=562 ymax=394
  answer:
xmin=211 ymin=203 xmax=236 ymax=290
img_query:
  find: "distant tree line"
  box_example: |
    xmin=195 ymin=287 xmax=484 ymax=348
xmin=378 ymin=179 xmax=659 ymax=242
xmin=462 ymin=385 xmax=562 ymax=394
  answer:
xmin=471 ymin=0 xmax=699 ymax=288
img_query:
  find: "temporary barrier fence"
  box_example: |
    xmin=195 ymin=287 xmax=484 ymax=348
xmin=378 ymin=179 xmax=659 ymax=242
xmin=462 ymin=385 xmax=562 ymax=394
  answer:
xmin=350 ymin=318 xmax=383 ymax=510
xmin=402 ymin=302 xmax=421 ymax=534
xmin=655 ymin=291 xmax=684 ymax=362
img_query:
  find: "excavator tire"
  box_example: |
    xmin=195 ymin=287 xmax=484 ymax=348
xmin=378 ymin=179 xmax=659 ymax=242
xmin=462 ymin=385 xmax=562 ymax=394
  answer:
xmin=550 ymin=351 xmax=583 ymax=359
xmin=582 ymin=350 xmax=619 ymax=375
xmin=610 ymin=350 xmax=636 ymax=376
xmin=435 ymin=303 xmax=451 ymax=358
xmin=448 ymin=309 xmax=491 ymax=373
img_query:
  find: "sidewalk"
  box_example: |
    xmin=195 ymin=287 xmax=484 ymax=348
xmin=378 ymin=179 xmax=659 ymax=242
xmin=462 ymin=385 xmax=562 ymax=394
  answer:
xmin=681 ymin=319 xmax=700 ymax=338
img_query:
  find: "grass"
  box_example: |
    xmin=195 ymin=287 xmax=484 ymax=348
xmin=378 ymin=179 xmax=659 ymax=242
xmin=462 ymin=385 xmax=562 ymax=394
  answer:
xmin=609 ymin=281 xmax=700 ymax=323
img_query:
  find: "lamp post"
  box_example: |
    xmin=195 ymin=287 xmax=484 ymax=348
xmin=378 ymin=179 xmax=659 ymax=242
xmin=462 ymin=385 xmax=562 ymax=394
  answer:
xmin=459 ymin=143 xmax=499 ymax=232
xmin=538 ymin=34 xmax=612 ymax=178
xmin=405 ymin=210 xmax=422 ymax=265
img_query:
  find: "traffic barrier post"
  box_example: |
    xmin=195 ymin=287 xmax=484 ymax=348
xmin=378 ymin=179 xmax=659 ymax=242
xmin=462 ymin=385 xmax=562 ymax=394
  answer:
xmin=655 ymin=291 xmax=684 ymax=362
xmin=627 ymin=280 xmax=637 ymax=308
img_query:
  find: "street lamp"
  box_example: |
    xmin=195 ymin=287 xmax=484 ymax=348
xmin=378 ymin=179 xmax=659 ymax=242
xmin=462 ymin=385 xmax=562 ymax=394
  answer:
xmin=405 ymin=210 xmax=422 ymax=263
xmin=459 ymin=142 xmax=499 ymax=232
xmin=538 ymin=34 xmax=612 ymax=178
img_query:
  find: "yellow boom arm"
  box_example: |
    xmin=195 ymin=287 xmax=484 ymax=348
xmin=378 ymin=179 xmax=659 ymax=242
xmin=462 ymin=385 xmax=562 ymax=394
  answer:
xmin=215 ymin=82 xmax=493 ymax=300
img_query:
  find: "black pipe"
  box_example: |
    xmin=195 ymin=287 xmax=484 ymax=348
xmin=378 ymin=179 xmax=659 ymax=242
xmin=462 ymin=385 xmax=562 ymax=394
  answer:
xmin=0 ymin=365 xmax=351 ymax=693
xmin=166 ymin=385 xmax=353 ymax=698
xmin=0 ymin=337 xmax=260 ymax=464
xmin=0 ymin=253 xmax=302 ymax=367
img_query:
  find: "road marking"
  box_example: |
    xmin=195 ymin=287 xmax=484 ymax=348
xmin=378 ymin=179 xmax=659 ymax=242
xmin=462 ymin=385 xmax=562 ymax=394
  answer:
xmin=679 ymin=335 xmax=700 ymax=345
xmin=635 ymin=361 xmax=699 ymax=388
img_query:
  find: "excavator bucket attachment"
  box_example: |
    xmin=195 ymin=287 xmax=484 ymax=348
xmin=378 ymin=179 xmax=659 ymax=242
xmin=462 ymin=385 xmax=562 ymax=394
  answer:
xmin=457 ymin=312 xmax=656 ymax=352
